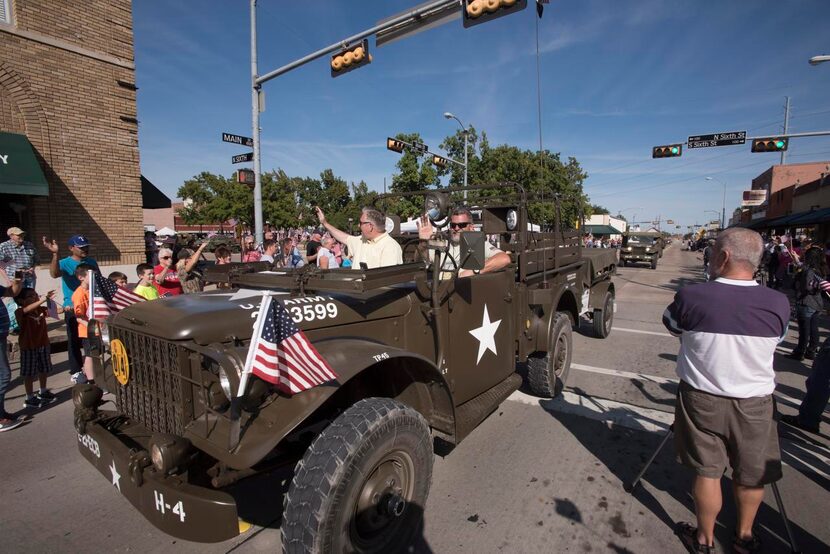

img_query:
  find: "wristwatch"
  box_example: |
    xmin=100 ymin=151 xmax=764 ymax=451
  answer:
xmin=473 ymin=269 xmax=481 ymax=275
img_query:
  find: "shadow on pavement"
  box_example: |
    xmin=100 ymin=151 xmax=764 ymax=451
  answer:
xmin=536 ymin=401 xmax=829 ymax=553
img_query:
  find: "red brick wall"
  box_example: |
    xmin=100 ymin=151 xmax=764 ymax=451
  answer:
xmin=0 ymin=0 xmax=142 ymax=264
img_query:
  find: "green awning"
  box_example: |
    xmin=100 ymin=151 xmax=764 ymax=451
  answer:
xmin=584 ymin=224 xmax=623 ymax=235
xmin=0 ymin=132 xmax=49 ymax=196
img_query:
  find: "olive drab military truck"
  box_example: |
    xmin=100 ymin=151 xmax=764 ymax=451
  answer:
xmin=72 ymin=183 xmax=616 ymax=553
xmin=619 ymin=231 xmax=664 ymax=269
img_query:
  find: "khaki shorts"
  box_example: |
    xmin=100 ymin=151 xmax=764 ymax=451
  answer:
xmin=674 ymin=381 xmax=782 ymax=486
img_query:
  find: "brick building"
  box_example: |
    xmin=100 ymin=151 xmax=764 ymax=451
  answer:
xmin=747 ymin=161 xmax=830 ymax=220
xmin=0 ymin=0 xmax=143 ymax=264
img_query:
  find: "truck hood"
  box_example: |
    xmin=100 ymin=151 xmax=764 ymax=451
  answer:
xmin=110 ymin=287 xmax=414 ymax=345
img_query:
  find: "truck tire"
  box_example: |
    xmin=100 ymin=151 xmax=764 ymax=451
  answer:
xmin=282 ymin=397 xmax=433 ymax=554
xmin=593 ymin=291 xmax=614 ymax=339
xmin=526 ymin=312 xmax=572 ymax=398
xmin=650 ymin=258 xmax=657 ymax=270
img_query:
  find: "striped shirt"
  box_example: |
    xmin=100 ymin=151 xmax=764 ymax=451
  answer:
xmin=662 ymin=277 xmax=790 ymax=398
xmin=0 ymin=239 xmax=39 ymax=288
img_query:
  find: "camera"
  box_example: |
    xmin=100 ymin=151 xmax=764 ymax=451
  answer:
xmin=14 ymin=270 xmax=23 ymax=280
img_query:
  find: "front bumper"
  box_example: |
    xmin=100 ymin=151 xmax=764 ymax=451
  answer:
xmin=76 ymin=411 xmax=241 ymax=543
xmin=620 ymin=253 xmax=655 ymax=261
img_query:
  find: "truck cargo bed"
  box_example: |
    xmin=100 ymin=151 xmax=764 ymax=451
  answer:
xmin=582 ymin=248 xmax=617 ymax=282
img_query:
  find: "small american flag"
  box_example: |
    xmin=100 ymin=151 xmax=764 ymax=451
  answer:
xmin=88 ymin=271 xmax=145 ymax=320
xmin=246 ymin=296 xmax=337 ymax=395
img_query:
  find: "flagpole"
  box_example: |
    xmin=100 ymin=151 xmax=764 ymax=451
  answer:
xmin=237 ymin=292 xmax=272 ymax=398
xmin=87 ymin=270 xmax=95 ymax=322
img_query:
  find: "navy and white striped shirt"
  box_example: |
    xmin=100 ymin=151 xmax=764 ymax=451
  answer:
xmin=663 ymin=277 xmax=790 ymax=398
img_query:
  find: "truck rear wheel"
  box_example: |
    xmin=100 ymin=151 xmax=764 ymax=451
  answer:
xmin=526 ymin=313 xmax=572 ymax=398
xmin=282 ymin=397 xmax=433 ymax=554
xmin=593 ymin=291 xmax=614 ymax=339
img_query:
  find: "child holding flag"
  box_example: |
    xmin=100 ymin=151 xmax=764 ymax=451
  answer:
xmin=71 ymin=264 xmax=95 ymax=384
xmin=14 ymin=288 xmax=57 ymax=409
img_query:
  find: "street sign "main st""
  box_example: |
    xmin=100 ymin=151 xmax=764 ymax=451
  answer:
xmin=687 ymin=131 xmax=746 ymax=149
xmin=222 ymin=132 xmax=254 ymax=148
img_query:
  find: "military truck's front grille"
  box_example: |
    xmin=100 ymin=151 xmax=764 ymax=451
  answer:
xmin=110 ymin=327 xmax=186 ymax=435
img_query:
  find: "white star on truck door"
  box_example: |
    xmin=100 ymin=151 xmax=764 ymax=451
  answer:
xmin=469 ymin=305 xmax=502 ymax=364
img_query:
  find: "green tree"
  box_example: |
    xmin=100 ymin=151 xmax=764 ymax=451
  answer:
xmin=262 ymin=170 xmax=300 ymax=230
xmin=589 ymin=204 xmax=610 ymax=215
xmin=319 ymin=169 xmax=351 ymax=229
xmin=388 ymin=132 xmax=440 ymax=218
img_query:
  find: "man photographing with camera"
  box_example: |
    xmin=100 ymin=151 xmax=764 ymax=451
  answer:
xmin=662 ymin=228 xmax=790 ymax=554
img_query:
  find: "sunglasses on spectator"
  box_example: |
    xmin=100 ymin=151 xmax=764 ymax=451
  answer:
xmin=450 ymin=221 xmax=471 ymax=229
xmin=160 ymin=256 xmax=172 ymax=260
xmin=359 ymin=221 xmax=372 ymax=226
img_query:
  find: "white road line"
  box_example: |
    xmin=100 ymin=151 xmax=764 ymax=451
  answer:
xmin=614 ymin=327 xmax=673 ymax=338
xmin=569 ymin=363 xmax=807 ymax=417
xmin=508 ymin=389 xmax=673 ymax=433
xmin=572 ymin=363 xmax=676 ymax=385
xmin=506 ymin=388 xmax=830 ymax=480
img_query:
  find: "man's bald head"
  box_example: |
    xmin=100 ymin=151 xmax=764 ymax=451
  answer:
xmin=714 ymin=228 xmax=763 ymax=274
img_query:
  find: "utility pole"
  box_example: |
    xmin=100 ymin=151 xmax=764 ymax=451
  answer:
xmin=781 ymin=96 xmax=790 ymax=165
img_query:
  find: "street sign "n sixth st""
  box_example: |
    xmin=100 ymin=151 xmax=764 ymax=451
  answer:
xmin=687 ymin=131 xmax=746 ymax=149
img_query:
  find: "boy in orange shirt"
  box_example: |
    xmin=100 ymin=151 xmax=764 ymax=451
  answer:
xmin=71 ymin=264 xmax=95 ymax=384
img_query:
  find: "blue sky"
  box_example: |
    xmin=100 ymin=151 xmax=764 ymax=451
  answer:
xmin=133 ymin=0 xmax=830 ymax=230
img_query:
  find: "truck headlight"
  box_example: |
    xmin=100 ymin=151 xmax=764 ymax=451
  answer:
xmin=645 ymin=248 xmax=653 ymax=253
xmin=624 ymin=246 xmax=633 ymax=252
xmin=149 ymin=433 xmax=192 ymax=475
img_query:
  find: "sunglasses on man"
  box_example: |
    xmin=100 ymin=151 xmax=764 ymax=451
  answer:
xmin=450 ymin=221 xmax=471 ymax=230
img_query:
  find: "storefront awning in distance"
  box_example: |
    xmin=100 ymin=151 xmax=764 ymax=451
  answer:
xmin=0 ymin=132 xmax=49 ymax=196
xmin=584 ymin=224 xmax=623 ymax=235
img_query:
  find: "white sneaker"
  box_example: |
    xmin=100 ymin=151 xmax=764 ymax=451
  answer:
xmin=70 ymin=372 xmax=88 ymax=385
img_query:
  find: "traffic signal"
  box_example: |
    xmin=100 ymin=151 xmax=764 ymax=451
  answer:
xmin=432 ymin=155 xmax=448 ymax=169
xmin=652 ymin=144 xmax=682 ymax=158
xmin=331 ymin=39 xmax=372 ymax=77
xmin=236 ymin=169 xmax=255 ymax=188
xmin=387 ymin=137 xmax=405 ymax=154
xmin=463 ymin=0 xmax=528 ymax=28
xmin=751 ymin=137 xmax=788 ymax=152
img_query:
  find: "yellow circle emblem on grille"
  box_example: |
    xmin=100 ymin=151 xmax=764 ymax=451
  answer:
xmin=110 ymin=339 xmax=130 ymax=386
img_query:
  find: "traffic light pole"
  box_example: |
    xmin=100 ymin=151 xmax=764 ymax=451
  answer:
xmin=250 ymin=0 xmax=263 ymax=244
xmin=248 ymin=0 xmax=461 ymax=241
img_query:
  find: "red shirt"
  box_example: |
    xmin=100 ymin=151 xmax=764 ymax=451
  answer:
xmin=15 ymin=306 xmax=49 ymax=350
xmin=154 ymin=264 xmax=183 ymax=296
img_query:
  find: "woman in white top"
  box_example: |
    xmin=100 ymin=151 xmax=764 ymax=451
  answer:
xmin=317 ymin=236 xmax=340 ymax=269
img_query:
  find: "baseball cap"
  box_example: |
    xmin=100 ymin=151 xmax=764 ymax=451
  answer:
xmin=68 ymin=235 xmax=91 ymax=247
xmin=6 ymin=227 xmax=24 ymax=236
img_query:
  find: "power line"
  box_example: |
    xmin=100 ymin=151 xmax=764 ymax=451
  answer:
xmin=587 ymin=147 xmax=742 ymax=189
xmin=589 ymin=159 xmax=770 ymax=199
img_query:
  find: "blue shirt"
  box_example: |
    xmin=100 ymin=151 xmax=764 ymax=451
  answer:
xmin=59 ymin=256 xmax=99 ymax=307
xmin=0 ymin=285 xmax=9 ymax=334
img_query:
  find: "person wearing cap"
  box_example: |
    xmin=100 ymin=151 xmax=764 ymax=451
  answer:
xmin=44 ymin=235 xmax=99 ymax=381
xmin=0 ymin=227 xmax=39 ymax=289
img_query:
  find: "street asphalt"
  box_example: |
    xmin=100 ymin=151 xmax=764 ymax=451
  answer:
xmin=2 ymin=243 xmax=828 ymax=553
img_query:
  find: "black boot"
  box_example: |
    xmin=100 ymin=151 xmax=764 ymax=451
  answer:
xmin=805 ymin=347 xmax=819 ymax=360
xmin=787 ymin=350 xmax=805 ymax=361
